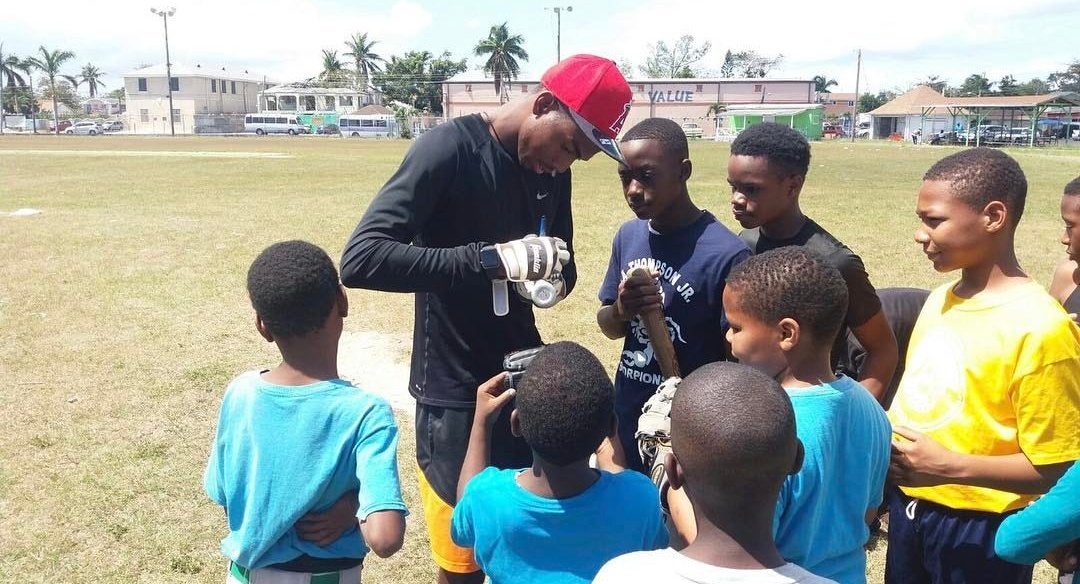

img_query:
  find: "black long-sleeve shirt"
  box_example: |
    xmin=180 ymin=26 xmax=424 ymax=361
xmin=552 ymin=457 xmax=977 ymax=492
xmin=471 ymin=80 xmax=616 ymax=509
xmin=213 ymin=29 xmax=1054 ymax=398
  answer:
xmin=341 ymin=114 xmax=576 ymax=407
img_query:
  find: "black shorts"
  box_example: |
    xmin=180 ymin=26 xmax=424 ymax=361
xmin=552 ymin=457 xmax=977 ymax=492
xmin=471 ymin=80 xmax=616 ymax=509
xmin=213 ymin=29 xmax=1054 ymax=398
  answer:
xmin=414 ymin=401 xmax=532 ymax=506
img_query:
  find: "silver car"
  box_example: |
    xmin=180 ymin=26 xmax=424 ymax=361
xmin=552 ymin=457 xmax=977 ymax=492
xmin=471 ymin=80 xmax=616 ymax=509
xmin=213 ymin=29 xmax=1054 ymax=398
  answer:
xmin=66 ymin=121 xmax=104 ymax=135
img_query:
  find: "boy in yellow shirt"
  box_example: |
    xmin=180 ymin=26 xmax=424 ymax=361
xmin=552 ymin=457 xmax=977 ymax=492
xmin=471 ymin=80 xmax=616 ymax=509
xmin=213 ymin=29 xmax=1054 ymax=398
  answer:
xmin=887 ymin=148 xmax=1080 ymax=584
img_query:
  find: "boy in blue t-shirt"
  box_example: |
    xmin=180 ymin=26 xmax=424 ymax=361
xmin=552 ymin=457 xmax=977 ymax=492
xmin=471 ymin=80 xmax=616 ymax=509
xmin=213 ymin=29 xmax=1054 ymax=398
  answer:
xmin=598 ymin=117 xmax=750 ymax=470
xmin=451 ymin=341 xmax=668 ymax=584
xmin=204 ymin=240 xmax=407 ymax=583
xmin=721 ymin=247 xmax=891 ymax=584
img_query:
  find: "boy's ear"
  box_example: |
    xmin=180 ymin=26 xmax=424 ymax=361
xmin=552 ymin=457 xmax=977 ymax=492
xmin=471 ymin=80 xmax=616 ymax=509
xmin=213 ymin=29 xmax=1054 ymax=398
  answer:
xmin=680 ymin=158 xmax=693 ymax=183
xmin=778 ymin=317 xmax=800 ymax=352
xmin=531 ymin=90 xmax=559 ymax=117
xmin=789 ymin=438 xmax=805 ymax=476
xmin=255 ymin=314 xmax=274 ymax=343
xmin=785 ymin=173 xmax=806 ymax=199
xmin=337 ymin=284 xmax=349 ymax=318
xmin=510 ymin=409 xmax=523 ymax=438
xmin=665 ymin=451 xmax=685 ymax=491
xmin=983 ymin=200 xmax=1009 ymax=233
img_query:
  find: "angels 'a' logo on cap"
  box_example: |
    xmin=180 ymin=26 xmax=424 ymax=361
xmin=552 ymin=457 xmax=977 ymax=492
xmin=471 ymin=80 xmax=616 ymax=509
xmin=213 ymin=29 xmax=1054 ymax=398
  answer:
xmin=610 ymin=101 xmax=632 ymax=135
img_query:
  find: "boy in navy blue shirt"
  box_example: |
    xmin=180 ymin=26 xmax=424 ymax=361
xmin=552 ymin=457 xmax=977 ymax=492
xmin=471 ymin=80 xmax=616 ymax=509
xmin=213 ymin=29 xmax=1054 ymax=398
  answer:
xmin=451 ymin=341 xmax=667 ymax=584
xmin=597 ymin=118 xmax=750 ymax=470
xmin=204 ymin=241 xmax=407 ymax=583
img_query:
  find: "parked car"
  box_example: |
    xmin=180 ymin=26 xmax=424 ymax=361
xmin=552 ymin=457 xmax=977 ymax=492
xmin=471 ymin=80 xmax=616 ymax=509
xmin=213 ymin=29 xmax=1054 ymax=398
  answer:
xmin=822 ymin=123 xmax=845 ymax=138
xmin=66 ymin=121 xmax=104 ymax=135
xmin=1005 ymin=127 xmax=1033 ymax=142
xmin=681 ymin=123 xmax=703 ymax=139
xmin=315 ymin=123 xmax=340 ymax=135
xmin=50 ymin=120 xmax=73 ymax=133
xmin=102 ymin=120 xmax=124 ymax=132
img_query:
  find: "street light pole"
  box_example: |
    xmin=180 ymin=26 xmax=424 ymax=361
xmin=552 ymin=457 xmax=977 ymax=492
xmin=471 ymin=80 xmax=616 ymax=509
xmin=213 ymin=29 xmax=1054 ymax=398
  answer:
xmin=151 ymin=6 xmax=176 ymax=136
xmin=546 ymin=6 xmax=572 ymax=63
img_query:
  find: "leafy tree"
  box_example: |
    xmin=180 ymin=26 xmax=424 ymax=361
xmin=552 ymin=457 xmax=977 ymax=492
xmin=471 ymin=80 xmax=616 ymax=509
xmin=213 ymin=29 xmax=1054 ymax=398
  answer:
xmin=616 ymin=59 xmax=634 ymax=79
xmin=375 ymin=50 xmax=466 ymax=114
xmin=79 ymin=63 xmax=106 ymax=97
xmin=40 ymin=79 xmax=79 ymax=113
xmin=720 ymin=50 xmax=783 ymax=78
xmin=957 ymin=73 xmax=993 ymax=96
xmin=1018 ymin=77 xmax=1051 ymax=95
xmin=813 ymin=75 xmax=838 ymax=94
xmin=26 ymin=45 xmax=77 ymax=134
xmin=1048 ymin=60 xmax=1080 ymax=92
xmin=343 ymin=32 xmax=384 ymax=90
xmin=474 ymin=22 xmax=528 ymax=103
xmin=639 ymin=35 xmax=711 ymax=79
xmin=923 ymin=75 xmax=947 ymax=94
xmin=858 ymin=90 xmax=896 ymax=113
xmin=319 ymin=49 xmax=347 ymax=85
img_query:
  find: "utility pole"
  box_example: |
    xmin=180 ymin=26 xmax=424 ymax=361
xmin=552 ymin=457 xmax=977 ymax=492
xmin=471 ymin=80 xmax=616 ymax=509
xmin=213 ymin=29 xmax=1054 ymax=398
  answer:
xmin=151 ymin=6 xmax=177 ymax=136
xmin=850 ymin=48 xmax=861 ymax=142
xmin=546 ymin=6 xmax=572 ymax=63
xmin=0 ymin=42 xmax=5 ymax=135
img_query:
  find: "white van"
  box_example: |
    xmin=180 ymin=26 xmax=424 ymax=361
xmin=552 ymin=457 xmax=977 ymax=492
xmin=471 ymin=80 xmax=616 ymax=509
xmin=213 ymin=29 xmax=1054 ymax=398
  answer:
xmin=244 ymin=114 xmax=309 ymax=135
xmin=338 ymin=114 xmax=395 ymax=137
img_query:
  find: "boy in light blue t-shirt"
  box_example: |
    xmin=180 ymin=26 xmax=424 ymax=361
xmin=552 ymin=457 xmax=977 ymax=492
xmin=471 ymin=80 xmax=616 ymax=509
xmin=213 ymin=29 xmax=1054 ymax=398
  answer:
xmin=204 ymin=240 xmax=407 ymax=583
xmin=721 ymin=247 xmax=891 ymax=584
xmin=451 ymin=341 xmax=668 ymax=584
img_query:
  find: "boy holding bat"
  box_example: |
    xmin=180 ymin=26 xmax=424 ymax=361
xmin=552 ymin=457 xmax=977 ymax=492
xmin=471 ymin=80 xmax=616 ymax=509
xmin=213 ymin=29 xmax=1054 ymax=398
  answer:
xmin=597 ymin=118 xmax=750 ymax=472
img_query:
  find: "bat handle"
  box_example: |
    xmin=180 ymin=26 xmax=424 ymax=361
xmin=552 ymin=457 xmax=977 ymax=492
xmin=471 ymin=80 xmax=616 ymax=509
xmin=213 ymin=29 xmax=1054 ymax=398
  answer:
xmin=629 ymin=267 xmax=681 ymax=379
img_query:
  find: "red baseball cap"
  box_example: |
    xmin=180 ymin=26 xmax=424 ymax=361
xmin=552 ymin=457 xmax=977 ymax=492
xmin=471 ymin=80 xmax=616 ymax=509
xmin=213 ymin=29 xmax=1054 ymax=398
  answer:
xmin=541 ymin=54 xmax=632 ymax=163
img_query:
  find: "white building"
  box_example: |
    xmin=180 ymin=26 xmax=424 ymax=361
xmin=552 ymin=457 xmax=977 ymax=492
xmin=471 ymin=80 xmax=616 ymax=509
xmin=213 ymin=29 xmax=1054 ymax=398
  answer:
xmin=258 ymin=81 xmax=384 ymax=114
xmin=122 ymin=64 xmax=270 ymax=134
xmin=442 ymin=74 xmax=817 ymax=139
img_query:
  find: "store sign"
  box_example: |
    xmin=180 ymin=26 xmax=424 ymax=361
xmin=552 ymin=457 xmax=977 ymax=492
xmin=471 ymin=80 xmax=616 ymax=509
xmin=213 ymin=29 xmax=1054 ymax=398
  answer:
xmin=648 ymin=90 xmax=695 ymax=103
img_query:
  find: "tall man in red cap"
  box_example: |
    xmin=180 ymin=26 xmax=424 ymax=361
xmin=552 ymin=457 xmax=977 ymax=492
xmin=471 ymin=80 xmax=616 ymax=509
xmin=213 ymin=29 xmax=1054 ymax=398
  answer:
xmin=340 ymin=54 xmax=632 ymax=584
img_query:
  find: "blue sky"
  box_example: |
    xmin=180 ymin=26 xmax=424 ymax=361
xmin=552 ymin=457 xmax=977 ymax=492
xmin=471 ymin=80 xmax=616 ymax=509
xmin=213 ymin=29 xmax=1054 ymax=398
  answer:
xmin=2 ymin=0 xmax=1077 ymax=96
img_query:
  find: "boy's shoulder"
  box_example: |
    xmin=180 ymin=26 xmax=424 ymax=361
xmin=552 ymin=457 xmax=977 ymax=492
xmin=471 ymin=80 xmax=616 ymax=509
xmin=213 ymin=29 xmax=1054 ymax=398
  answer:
xmin=220 ymin=371 xmax=391 ymax=415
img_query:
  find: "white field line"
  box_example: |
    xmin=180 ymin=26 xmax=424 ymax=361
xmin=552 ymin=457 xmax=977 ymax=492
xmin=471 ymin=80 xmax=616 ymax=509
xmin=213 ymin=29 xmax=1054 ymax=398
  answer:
xmin=0 ymin=149 xmax=291 ymax=158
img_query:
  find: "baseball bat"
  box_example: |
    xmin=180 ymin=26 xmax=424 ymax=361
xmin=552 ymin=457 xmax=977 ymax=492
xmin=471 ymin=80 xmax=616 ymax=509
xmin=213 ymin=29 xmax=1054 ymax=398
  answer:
xmin=630 ymin=267 xmax=681 ymax=379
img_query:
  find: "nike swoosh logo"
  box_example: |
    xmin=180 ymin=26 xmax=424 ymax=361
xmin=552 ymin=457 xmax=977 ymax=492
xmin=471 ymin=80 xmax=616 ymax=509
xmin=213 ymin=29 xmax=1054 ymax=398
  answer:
xmin=536 ymin=192 xmax=549 ymax=200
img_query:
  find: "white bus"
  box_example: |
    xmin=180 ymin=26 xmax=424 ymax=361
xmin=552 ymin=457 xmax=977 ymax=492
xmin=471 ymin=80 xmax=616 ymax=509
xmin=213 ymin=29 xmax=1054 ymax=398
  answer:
xmin=244 ymin=113 xmax=309 ymax=135
xmin=338 ymin=114 xmax=395 ymax=137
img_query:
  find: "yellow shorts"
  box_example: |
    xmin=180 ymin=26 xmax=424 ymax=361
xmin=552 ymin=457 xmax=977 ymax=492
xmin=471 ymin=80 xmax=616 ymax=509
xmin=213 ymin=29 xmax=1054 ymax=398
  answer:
xmin=417 ymin=465 xmax=480 ymax=574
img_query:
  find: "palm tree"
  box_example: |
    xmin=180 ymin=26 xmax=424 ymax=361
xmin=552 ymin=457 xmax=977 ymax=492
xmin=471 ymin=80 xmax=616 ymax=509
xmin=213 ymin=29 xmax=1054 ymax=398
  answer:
xmin=343 ymin=33 xmax=384 ymax=90
xmin=474 ymin=22 xmax=528 ymax=103
xmin=2 ymin=52 xmax=27 ymax=114
xmin=319 ymin=49 xmax=346 ymax=86
xmin=813 ymin=75 xmax=838 ymax=94
xmin=27 ymin=45 xmax=77 ymax=134
xmin=18 ymin=57 xmax=37 ymax=130
xmin=80 ymin=63 xmax=106 ymax=97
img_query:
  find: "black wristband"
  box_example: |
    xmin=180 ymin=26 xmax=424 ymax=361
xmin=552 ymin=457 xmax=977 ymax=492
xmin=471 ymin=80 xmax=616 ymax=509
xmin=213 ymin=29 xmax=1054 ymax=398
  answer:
xmin=479 ymin=245 xmax=505 ymax=279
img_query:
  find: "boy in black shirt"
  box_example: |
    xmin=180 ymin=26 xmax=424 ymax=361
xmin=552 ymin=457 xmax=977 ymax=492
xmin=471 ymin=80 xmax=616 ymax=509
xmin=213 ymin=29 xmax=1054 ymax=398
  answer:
xmin=726 ymin=122 xmax=898 ymax=401
xmin=340 ymin=54 xmax=632 ymax=584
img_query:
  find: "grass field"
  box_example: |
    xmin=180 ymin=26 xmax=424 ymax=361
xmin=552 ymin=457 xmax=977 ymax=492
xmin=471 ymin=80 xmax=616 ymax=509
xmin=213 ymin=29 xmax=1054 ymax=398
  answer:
xmin=2 ymin=134 xmax=1076 ymax=583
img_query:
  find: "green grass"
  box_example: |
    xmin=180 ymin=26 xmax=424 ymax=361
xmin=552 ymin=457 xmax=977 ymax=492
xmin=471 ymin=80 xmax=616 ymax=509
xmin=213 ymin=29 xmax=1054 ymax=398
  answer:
xmin=2 ymin=134 xmax=1075 ymax=583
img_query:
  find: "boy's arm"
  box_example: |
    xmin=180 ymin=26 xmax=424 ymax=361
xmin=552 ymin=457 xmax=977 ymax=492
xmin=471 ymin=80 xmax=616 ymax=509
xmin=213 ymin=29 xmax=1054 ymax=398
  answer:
xmin=359 ymin=510 xmax=406 ymax=558
xmin=457 ymin=372 xmax=516 ymax=501
xmin=339 ymin=136 xmax=489 ymax=293
xmin=890 ymin=426 xmax=1071 ymax=493
xmin=597 ymin=270 xmax=663 ymax=340
xmin=849 ymin=309 xmax=898 ymax=401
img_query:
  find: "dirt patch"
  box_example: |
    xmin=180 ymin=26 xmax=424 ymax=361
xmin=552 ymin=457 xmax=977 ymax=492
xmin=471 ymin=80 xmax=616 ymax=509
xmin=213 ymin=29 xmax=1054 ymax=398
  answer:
xmin=0 ymin=149 xmax=291 ymax=158
xmin=337 ymin=329 xmax=415 ymax=415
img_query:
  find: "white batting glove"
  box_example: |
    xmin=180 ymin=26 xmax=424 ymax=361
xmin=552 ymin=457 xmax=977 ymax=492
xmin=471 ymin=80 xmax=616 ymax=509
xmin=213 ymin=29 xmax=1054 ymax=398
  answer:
xmin=493 ymin=235 xmax=570 ymax=282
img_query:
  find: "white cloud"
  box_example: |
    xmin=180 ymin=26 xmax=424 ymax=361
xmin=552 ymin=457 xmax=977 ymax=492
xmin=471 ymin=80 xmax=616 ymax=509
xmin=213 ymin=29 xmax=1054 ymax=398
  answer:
xmin=0 ymin=0 xmax=433 ymax=88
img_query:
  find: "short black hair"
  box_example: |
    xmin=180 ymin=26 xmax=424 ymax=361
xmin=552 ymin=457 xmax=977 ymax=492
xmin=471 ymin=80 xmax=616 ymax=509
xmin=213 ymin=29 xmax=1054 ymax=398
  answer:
xmin=246 ymin=240 xmax=339 ymax=338
xmin=515 ymin=341 xmax=614 ymax=466
xmin=730 ymin=122 xmax=811 ymax=177
xmin=1065 ymin=175 xmax=1080 ymax=196
xmin=671 ymin=362 xmax=797 ymax=502
xmin=923 ymin=147 xmax=1027 ymax=225
xmin=621 ymin=117 xmax=689 ymax=161
xmin=726 ymin=246 xmax=847 ymax=342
